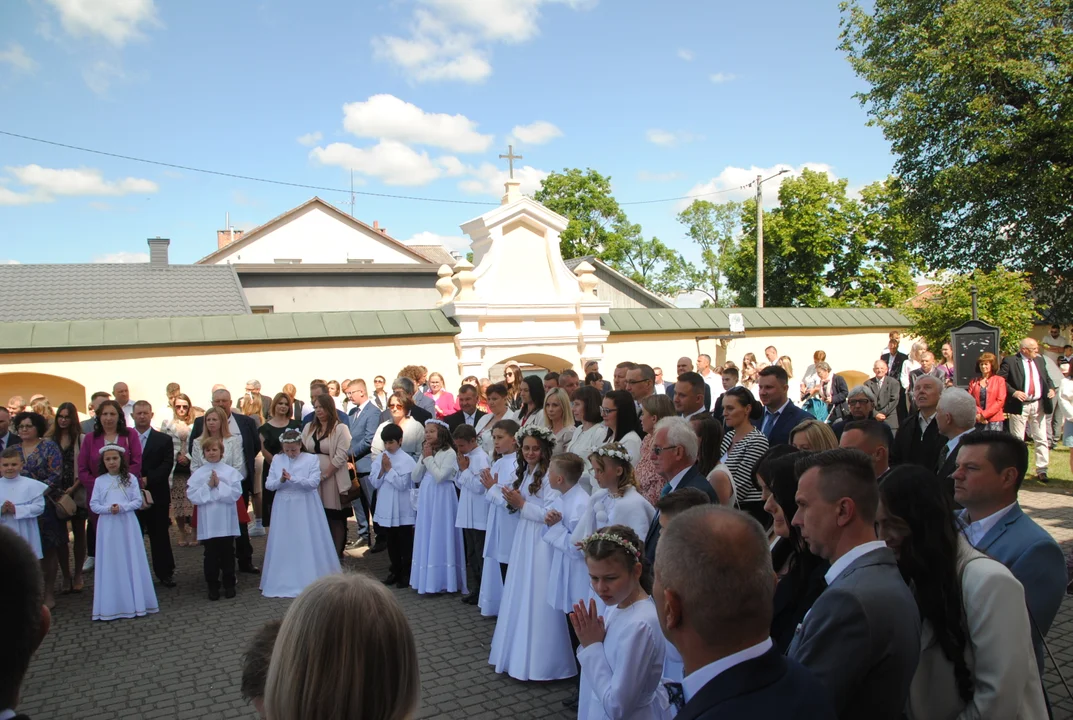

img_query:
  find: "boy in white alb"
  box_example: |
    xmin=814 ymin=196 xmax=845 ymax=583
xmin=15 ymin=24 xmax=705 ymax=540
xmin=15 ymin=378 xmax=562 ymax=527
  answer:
xmin=369 ymin=422 xmax=417 ymax=588
xmin=453 ymin=423 xmax=491 ymax=606
xmin=477 ymin=419 xmax=520 ymax=617
xmin=187 ymin=436 xmax=244 ymax=601
xmin=0 ymin=448 xmax=47 ymax=558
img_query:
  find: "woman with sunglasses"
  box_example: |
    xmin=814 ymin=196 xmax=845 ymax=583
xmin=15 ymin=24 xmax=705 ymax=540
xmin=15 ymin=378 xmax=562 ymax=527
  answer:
xmin=371 ymin=392 xmax=425 ymax=460
xmin=503 ymin=364 xmax=524 ymax=412
xmin=47 ymin=401 xmax=88 ymax=592
xmin=161 ymin=393 xmax=198 ymax=547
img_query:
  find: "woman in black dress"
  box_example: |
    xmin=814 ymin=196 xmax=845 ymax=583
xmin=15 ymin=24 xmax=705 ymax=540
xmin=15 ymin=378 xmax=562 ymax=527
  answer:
xmin=47 ymin=401 xmax=87 ymax=592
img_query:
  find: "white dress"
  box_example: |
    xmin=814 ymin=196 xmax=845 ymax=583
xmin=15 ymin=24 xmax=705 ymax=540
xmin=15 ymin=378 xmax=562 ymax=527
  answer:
xmin=455 ymin=447 xmax=491 ymax=531
xmin=578 ymin=599 xmax=671 ymax=720
xmin=478 ymin=454 xmax=519 ymax=617
xmin=474 ymin=410 xmax=518 ymax=456
xmin=369 ymin=450 xmax=417 ymax=526
xmin=90 ymin=473 xmax=158 ymax=621
xmin=187 ymin=462 xmax=243 ymax=540
xmin=410 ymin=448 xmax=467 ymax=594
xmin=573 ymin=487 xmax=657 ymax=544
xmin=543 ymin=482 xmax=591 ymax=614
xmin=0 ymin=475 xmax=47 ymax=558
xmin=489 ymin=468 xmax=577 ymax=681
xmin=260 ymin=452 xmax=340 ymax=598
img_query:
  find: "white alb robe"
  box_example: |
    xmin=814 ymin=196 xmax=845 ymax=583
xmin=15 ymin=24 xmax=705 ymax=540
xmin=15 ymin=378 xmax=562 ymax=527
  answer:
xmin=478 ymin=454 xmax=519 ymax=617
xmin=369 ymin=450 xmax=417 ymax=526
xmin=0 ymin=474 xmax=47 ymax=558
xmin=187 ymin=462 xmax=243 ymax=540
xmin=90 ymin=473 xmax=158 ymax=621
xmin=454 ymin=447 xmax=491 ymax=530
xmin=260 ymin=451 xmax=340 ymax=598
xmin=578 ymin=598 xmax=670 ymax=720
xmin=543 ymin=482 xmax=592 ymax=614
xmin=410 ymin=448 xmax=467 ymax=594
xmin=489 ymin=468 xmax=576 ymax=681
xmin=573 ymin=486 xmax=657 ymax=546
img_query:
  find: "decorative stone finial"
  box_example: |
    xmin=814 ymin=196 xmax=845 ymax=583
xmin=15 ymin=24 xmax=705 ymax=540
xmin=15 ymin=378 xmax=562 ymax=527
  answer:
xmin=574 ymin=260 xmax=599 ymax=297
xmin=452 ymin=258 xmax=477 ymax=301
xmin=435 ymin=264 xmax=456 ymax=306
xmin=502 ymin=179 xmax=522 ymax=206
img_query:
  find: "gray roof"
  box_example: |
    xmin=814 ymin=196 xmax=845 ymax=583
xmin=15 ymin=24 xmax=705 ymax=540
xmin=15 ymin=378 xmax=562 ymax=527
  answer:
xmin=603 ymin=307 xmax=909 ymax=333
xmin=564 ymin=256 xmax=675 ymax=309
xmin=0 ymin=263 xmax=250 ymax=322
xmin=408 ymin=245 xmax=458 ymax=266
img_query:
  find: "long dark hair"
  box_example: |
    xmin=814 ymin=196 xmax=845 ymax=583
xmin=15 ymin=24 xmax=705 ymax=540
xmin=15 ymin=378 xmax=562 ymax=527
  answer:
xmin=757 ymin=447 xmax=816 ymax=572
xmin=604 ymin=390 xmax=640 ymax=442
xmin=879 ymin=465 xmax=973 ymax=704
xmin=514 ymin=431 xmax=554 ymax=495
xmin=723 ymin=386 xmax=763 ymax=425
xmin=47 ymin=401 xmax=83 ymax=449
xmin=520 ymin=375 xmax=545 ymax=424
xmin=93 ymin=399 xmax=128 ymax=436
xmin=425 ymin=422 xmax=456 ymax=454
xmin=692 ymin=415 xmax=724 ymax=477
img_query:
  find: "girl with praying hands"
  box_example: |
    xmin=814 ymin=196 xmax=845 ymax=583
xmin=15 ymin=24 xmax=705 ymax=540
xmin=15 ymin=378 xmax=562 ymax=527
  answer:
xmin=409 ymin=419 xmax=467 ymax=595
xmin=260 ymin=429 xmax=340 ymax=598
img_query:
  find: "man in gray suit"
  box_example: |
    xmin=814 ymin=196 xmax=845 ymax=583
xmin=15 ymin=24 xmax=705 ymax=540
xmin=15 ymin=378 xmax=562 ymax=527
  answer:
xmin=788 ymin=449 xmax=920 ymax=719
xmin=864 ymin=359 xmax=901 ymax=431
xmin=80 ymin=391 xmax=111 ymax=434
xmin=347 ymin=379 xmax=382 ymax=550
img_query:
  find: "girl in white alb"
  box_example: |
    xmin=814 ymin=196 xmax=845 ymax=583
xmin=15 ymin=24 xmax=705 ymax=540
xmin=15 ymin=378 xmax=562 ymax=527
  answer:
xmin=410 ymin=419 xmax=467 ymax=595
xmin=573 ymin=443 xmax=658 ymax=544
xmin=477 ymin=419 xmax=520 ymax=617
xmin=90 ymin=444 xmax=158 ymax=621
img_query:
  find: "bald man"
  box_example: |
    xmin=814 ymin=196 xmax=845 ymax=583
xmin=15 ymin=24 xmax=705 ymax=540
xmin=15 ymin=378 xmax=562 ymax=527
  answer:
xmin=999 ymin=337 xmax=1057 ymax=481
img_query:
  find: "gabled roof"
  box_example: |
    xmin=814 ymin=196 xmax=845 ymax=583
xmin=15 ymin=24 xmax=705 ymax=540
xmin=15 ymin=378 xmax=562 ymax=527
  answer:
xmin=564 ymin=256 xmax=675 ymax=309
xmin=408 ymin=245 xmax=458 ymax=266
xmin=0 ymin=262 xmax=250 ymax=322
xmin=195 ymin=197 xmax=434 ymax=265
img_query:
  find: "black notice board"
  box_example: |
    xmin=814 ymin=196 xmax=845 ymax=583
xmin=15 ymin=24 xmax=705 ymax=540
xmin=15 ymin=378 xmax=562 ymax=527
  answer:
xmin=950 ymin=320 xmax=1001 ymax=388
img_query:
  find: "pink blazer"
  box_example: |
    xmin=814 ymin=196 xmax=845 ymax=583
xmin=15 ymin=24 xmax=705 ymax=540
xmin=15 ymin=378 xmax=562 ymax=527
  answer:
xmin=78 ymin=428 xmax=143 ymax=518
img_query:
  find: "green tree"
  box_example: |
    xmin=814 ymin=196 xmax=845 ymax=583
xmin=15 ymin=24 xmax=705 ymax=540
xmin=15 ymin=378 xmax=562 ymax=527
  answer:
xmin=907 ymin=268 xmax=1038 ymax=356
xmin=676 ymin=199 xmax=741 ymax=306
xmin=840 ymin=0 xmax=1073 ymax=317
xmin=609 ymin=219 xmax=692 ymax=298
xmin=534 ymin=168 xmax=626 ymax=260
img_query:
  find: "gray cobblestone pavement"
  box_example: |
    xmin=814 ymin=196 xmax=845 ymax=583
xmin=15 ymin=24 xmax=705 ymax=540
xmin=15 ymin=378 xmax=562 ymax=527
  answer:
xmin=18 ymin=492 xmax=1073 ymax=719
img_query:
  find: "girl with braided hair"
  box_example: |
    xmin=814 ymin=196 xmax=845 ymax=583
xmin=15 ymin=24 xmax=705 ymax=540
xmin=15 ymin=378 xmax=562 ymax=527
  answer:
xmin=571 ymin=524 xmax=669 ymax=719
xmin=488 ymin=424 xmax=576 ymax=681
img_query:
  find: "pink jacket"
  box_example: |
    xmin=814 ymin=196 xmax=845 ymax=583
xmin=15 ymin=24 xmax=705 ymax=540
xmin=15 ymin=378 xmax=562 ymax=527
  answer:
xmin=78 ymin=428 xmax=143 ymax=518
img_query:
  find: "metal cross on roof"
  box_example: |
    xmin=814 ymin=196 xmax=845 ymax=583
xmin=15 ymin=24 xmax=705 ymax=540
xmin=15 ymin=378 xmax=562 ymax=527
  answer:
xmin=499 ymin=144 xmax=523 ymax=179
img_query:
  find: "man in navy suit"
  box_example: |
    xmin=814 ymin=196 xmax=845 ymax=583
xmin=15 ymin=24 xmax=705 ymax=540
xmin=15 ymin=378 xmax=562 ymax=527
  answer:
xmin=132 ymin=401 xmax=176 ymax=587
xmin=1 ymin=526 xmax=51 ymax=720
xmin=756 ymin=366 xmax=811 ymax=446
xmin=0 ymin=407 xmax=19 ymax=452
xmin=654 ymin=506 xmax=835 ymax=720
xmin=443 ymin=384 xmax=486 ymax=432
xmin=954 ymin=431 xmax=1066 ymax=673
xmin=347 ymin=379 xmax=382 ymax=549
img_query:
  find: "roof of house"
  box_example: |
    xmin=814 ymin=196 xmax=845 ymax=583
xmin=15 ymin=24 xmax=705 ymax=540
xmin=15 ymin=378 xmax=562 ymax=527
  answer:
xmin=603 ymin=307 xmax=909 ymax=334
xmin=408 ymin=245 xmax=458 ymax=266
xmin=195 ymin=197 xmax=435 ymax=265
xmin=563 ymin=256 xmax=675 ymax=309
xmin=0 ymin=262 xmax=250 ymax=322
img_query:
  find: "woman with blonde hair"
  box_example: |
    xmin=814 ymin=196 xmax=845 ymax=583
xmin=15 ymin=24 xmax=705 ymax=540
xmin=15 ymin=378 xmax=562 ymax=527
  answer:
xmin=302 ymin=393 xmax=353 ymax=558
xmin=503 ymin=363 xmax=524 ymax=412
xmin=541 ymin=387 xmax=574 ymax=452
xmin=572 ymin=443 xmax=656 ymax=543
xmin=741 ymin=353 xmax=759 ymax=388
xmin=424 ymin=371 xmax=458 ymax=419
xmin=265 ymin=573 xmax=420 ymax=720
xmin=789 ymin=419 xmax=839 ymax=452
xmin=778 ymin=355 xmax=800 ymax=405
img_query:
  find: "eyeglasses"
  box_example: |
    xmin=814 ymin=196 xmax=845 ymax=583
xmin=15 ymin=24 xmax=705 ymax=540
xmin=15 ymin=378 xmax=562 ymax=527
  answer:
xmin=174 ymin=404 xmax=190 ymax=409
xmin=652 ymin=445 xmax=679 ymax=456
xmin=388 ymin=403 xmax=403 ymax=410
xmin=600 ymin=407 xmax=617 ymax=415
xmin=624 ymin=378 xmax=649 ymax=385
xmin=17 ymin=424 xmax=34 ymax=431
xmin=847 ymin=399 xmax=872 ymax=406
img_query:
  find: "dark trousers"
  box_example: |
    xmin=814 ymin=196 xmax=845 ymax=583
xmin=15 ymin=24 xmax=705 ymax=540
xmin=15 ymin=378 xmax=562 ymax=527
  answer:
xmin=137 ymin=493 xmax=175 ymax=581
xmin=385 ymin=525 xmax=414 ymax=578
xmin=500 ymin=562 xmax=508 ymax=582
xmin=463 ymin=528 xmax=485 ymax=593
xmin=87 ymin=515 xmax=97 ymax=557
xmin=236 ymin=482 xmax=253 ymax=566
xmin=203 ymin=536 xmax=235 ymax=590
xmin=262 ymin=486 xmax=275 ymax=527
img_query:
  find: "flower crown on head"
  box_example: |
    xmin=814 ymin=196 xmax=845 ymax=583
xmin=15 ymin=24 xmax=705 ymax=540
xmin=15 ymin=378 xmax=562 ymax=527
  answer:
xmin=515 ymin=424 xmax=556 ymax=445
xmin=280 ymin=429 xmax=302 ymax=444
xmin=99 ymin=443 xmax=126 ymax=456
xmin=424 ymin=418 xmax=450 ymax=430
xmin=593 ymin=444 xmax=631 ymax=464
xmin=583 ymin=531 xmax=640 ymax=560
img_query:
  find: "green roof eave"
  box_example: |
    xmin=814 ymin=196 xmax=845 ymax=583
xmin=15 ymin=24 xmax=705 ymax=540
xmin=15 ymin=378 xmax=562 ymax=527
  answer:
xmin=602 ymin=307 xmax=909 ymax=334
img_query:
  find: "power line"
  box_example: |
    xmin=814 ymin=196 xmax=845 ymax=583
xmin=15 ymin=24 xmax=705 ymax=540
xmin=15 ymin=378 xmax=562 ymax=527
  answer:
xmin=0 ymin=129 xmax=786 ymax=208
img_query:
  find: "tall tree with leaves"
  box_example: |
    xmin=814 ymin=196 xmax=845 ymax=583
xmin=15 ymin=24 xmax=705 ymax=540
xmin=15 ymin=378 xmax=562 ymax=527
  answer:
xmin=907 ymin=268 xmax=1038 ymax=355
xmin=676 ymin=199 xmax=741 ymax=306
xmin=534 ymin=168 xmax=627 ymax=261
xmin=840 ymin=0 xmax=1073 ymax=318
xmin=609 ymin=219 xmax=692 ymax=298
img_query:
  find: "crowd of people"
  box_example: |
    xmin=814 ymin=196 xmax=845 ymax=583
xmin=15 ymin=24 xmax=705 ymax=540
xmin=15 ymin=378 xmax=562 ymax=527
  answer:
xmin=2 ymin=335 xmax=1072 ymax=719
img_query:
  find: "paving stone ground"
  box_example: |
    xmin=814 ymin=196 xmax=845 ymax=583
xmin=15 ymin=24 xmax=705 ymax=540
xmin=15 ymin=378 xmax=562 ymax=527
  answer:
xmin=18 ymin=491 xmax=1073 ymax=720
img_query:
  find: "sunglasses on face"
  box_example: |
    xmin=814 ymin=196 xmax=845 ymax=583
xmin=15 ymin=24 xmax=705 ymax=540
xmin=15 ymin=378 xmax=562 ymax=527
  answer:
xmin=175 ymin=404 xmax=190 ymax=409
xmin=652 ymin=445 xmax=679 ymax=456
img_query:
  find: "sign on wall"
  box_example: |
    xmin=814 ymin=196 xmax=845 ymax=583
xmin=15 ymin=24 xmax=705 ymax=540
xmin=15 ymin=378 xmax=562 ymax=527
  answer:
xmin=950 ymin=320 xmax=1001 ymax=388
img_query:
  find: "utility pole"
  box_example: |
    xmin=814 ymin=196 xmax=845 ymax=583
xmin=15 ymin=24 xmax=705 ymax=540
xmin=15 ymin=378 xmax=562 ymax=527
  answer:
xmin=756 ymin=174 xmax=764 ymax=308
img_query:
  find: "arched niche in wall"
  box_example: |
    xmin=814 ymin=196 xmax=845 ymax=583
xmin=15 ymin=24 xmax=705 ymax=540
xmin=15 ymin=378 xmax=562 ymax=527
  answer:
xmin=0 ymin=372 xmax=88 ymax=413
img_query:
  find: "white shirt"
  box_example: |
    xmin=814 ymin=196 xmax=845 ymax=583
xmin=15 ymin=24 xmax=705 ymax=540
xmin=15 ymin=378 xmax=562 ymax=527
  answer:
xmin=761 ymin=399 xmax=792 ymax=432
xmin=1043 ymin=333 xmax=1069 ymax=360
xmin=825 ymin=540 xmax=889 ymax=586
xmin=918 ymin=412 xmax=936 ymax=438
xmin=462 ymin=409 xmax=477 ymax=425
xmin=0 ymin=709 xmax=17 ymax=720
xmin=225 ymin=413 xmax=247 ymax=479
xmin=681 ymin=637 xmax=774 ymax=703
xmin=943 ymin=428 xmax=974 ymax=459
xmin=701 ymin=372 xmax=720 ymax=410
xmin=121 ymin=400 xmax=135 ymax=426
xmin=1020 ymin=353 xmax=1042 ymax=399
xmin=654 ymin=383 xmax=666 ymax=395
xmin=136 ymin=427 xmax=151 ymax=450
xmin=682 ymin=407 xmax=706 ymax=421
xmin=959 ymin=502 xmax=1017 ymax=547
xmin=666 ymin=465 xmax=691 ymax=493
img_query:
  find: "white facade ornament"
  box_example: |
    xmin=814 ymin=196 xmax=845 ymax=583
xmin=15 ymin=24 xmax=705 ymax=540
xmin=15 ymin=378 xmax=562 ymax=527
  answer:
xmin=451 ymin=257 xmax=477 ymax=301
xmin=435 ymin=264 xmax=456 ymax=306
xmin=574 ymin=261 xmax=599 ymax=297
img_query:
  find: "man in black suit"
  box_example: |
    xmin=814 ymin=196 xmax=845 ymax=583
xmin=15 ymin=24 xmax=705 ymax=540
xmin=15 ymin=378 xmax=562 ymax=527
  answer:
xmin=756 ymin=366 xmax=812 ymax=446
xmin=444 ymin=384 xmax=486 ymax=432
xmin=131 ymin=401 xmax=176 ymax=587
xmin=644 ymin=417 xmax=718 ymax=564
xmin=934 ymin=388 xmax=978 ymax=494
xmin=710 ymin=367 xmax=738 ymax=424
xmin=0 ymin=407 xmax=19 ymax=452
xmin=999 ymin=337 xmax=1057 ymax=482
xmin=189 ymin=388 xmax=260 ymax=574
xmin=1 ymin=526 xmax=52 ymax=720
xmin=654 ymin=506 xmax=836 ymax=720
xmin=892 ymin=374 xmax=945 ymax=469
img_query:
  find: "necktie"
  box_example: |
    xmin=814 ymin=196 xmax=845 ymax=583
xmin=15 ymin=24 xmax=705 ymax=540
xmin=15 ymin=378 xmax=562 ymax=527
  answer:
xmin=761 ymin=410 xmax=777 ymax=435
xmin=660 ymin=482 xmax=672 ymax=498
xmin=936 ymin=443 xmax=951 ymax=473
xmin=664 ymin=682 xmax=685 ymax=711
xmin=1027 ymin=359 xmax=1036 ymax=398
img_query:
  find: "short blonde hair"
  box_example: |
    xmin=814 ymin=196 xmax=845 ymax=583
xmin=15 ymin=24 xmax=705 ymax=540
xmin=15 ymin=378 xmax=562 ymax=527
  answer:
xmin=265 ymin=573 xmax=419 ymax=720
xmin=789 ymin=419 xmax=838 ymax=451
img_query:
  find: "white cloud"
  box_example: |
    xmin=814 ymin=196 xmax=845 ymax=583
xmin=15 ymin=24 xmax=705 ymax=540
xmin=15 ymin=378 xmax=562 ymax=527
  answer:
xmin=677 ymin=48 xmax=693 ymax=61
xmin=82 ymin=59 xmax=125 ymax=95
xmin=374 ymin=1 xmax=595 ymax=83
xmin=646 ymin=129 xmax=701 ymax=147
xmin=0 ymin=187 xmax=47 ymax=206
xmin=0 ymin=259 xmax=21 ymax=265
xmin=637 ymin=170 xmax=683 ymax=183
xmin=458 ymin=162 xmax=548 ymax=196
xmin=0 ymin=43 xmax=36 ymax=72
xmin=309 ymin=140 xmax=450 ymax=186
xmin=511 ymin=120 xmax=562 ymax=145
xmin=44 ymin=0 xmax=159 ymax=46
xmin=676 ymin=162 xmax=837 ymax=211
xmin=404 ymin=230 xmax=471 ymax=254
xmin=341 ymin=94 xmax=493 ymax=153
xmin=7 ymin=165 xmax=158 ymax=197
xmin=709 ymin=72 xmax=736 ymax=84
xmin=297 ymin=131 xmax=323 ymax=146
xmin=93 ymin=251 xmax=150 ymax=263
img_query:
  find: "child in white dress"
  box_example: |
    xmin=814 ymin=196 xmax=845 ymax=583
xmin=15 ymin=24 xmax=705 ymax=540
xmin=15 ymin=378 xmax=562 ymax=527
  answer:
xmin=370 ymin=423 xmax=417 ymax=588
xmin=260 ymin=429 xmax=340 ymax=598
xmin=410 ymin=419 xmax=466 ymax=595
xmin=0 ymin=447 xmax=47 ymax=558
xmin=573 ymin=443 xmax=657 ymax=544
xmin=477 ymin=419 xmax=520 ymax=617
xmin=187 ymin=437 xmax=244 ymax=601
xmin=453 ymin=423 xmax=491 ymax=605
xmin=90 ymin=444 xmax=158 ymax=621
xmin=572 ymin=525 xmax=669 ymax=720
xmin=489 ymin=424 xmax=576 ymax=681
xmin=543 ymin=452 xmax=593 ymax=620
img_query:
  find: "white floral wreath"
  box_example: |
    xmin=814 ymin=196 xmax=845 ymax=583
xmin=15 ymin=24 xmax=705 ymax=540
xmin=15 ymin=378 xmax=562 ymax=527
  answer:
xmin=593 ymin=444 xmax=631 ymax=464
xmin=515 ymin=424 xmax=556 ymax=445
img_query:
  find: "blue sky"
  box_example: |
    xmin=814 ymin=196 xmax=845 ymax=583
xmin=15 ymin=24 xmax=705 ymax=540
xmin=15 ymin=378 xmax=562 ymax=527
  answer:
xmin=0 ymin=0 xmax=893 ymax=267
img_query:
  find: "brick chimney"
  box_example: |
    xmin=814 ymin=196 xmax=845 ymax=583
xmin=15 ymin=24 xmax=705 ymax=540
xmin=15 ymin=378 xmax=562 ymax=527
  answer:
xmin=217 ymin=228 xmax=244 ymax=249
xmin=373 ymin=220 xmax=386 ymax=234
xmin=147 ymin=237 xmax=170 ymax=268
